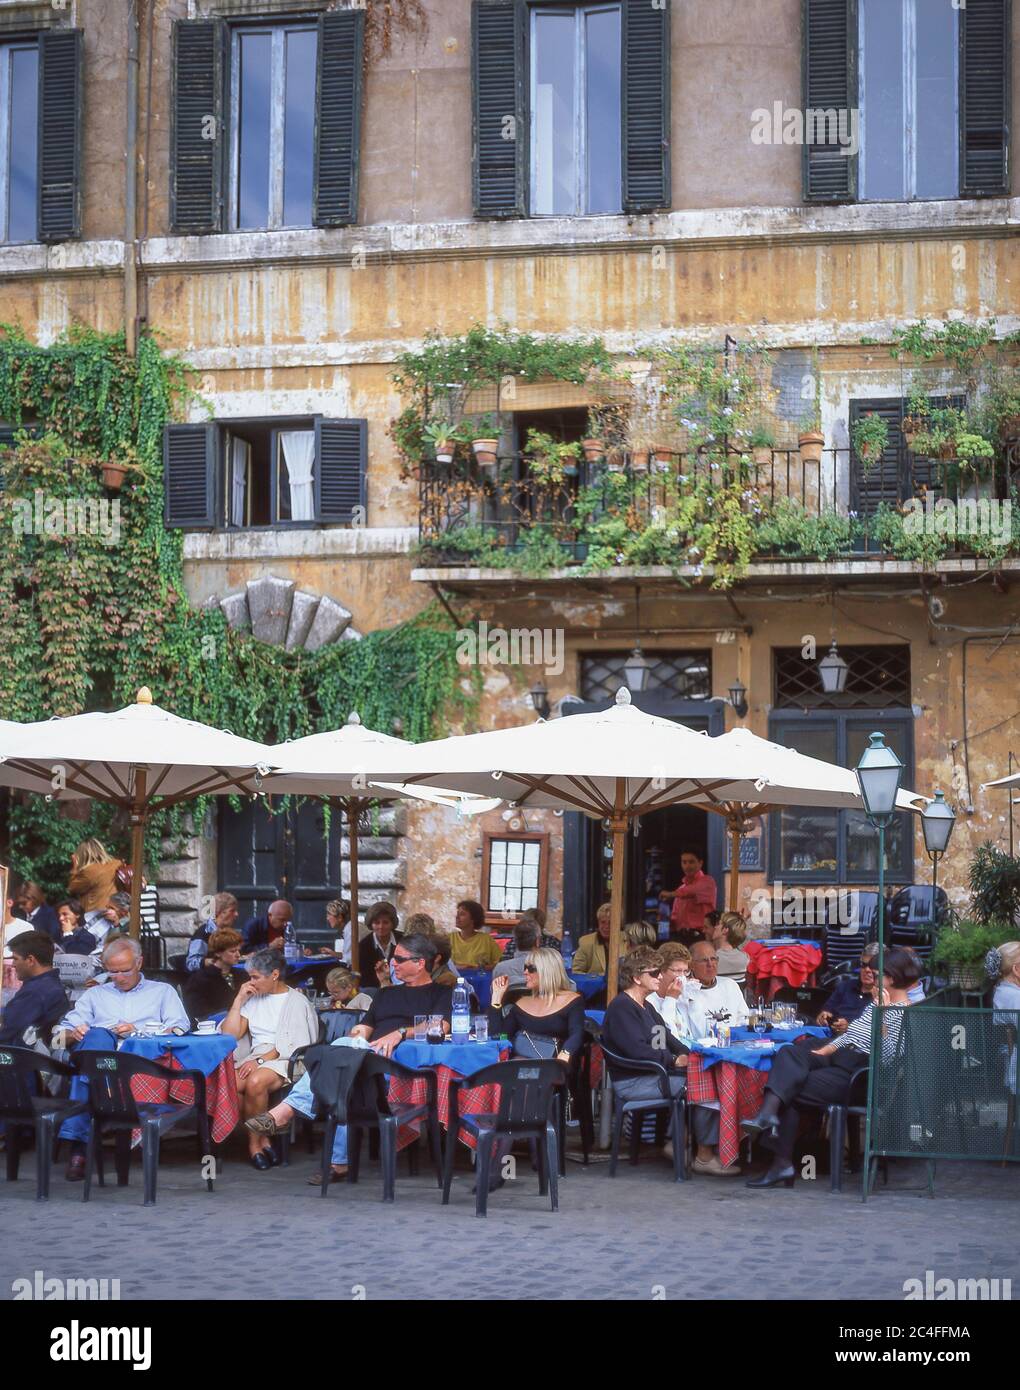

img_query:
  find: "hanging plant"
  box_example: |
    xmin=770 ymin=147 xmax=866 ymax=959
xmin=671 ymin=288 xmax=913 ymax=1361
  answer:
xmin=523 ymin=429 xmax=581 ymax=484
xmin=850 ymin=412 xmax=889 ymax=469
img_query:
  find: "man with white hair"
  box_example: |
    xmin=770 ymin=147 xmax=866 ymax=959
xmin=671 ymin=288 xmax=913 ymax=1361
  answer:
xmin=55 ymin=937 xmax=190 ymax=1180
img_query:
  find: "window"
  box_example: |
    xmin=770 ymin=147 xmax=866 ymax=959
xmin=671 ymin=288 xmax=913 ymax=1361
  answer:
xmin=859 ymin=0 xmax=958 ymax=201
xmin=530 ymin=4 xmax=621 ymax=215
xmin=482 ymin=833 xmax=549 ymax=923
xmin=849 ymin=394 xmax=966 ymax=518
xmin=230 ymin=23 xmax=316 ymax=230
xmin=769 ymin=646 xmax=914 ymax=884
xmin=163 ymin=416 xmax=366 ymax=530
xmin=580 ymin=651 xmax=711 ymax=703
xmin=0 ymin=40 xmax=38 ymax=243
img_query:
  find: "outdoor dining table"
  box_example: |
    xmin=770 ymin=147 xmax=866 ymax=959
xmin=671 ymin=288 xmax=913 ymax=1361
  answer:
xmin=687 ymin=1025 xmax=829 ymax=1168
xmin=118 ymin=1032 xmax=239 ymax=1143
xmin=385 ymin=1037 xmax=511 ymax=1152
xmin=567 ymin=972 xmax=607 ymax=1001
xmin=745 ymin=939 xmax=823 ymax=1000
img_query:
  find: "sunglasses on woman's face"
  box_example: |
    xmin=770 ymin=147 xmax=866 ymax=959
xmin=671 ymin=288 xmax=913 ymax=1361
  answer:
xmin=523 ymin=963 xmax=537 ymax=973
xmin=642 ymin=968 xmax=662 ymax=979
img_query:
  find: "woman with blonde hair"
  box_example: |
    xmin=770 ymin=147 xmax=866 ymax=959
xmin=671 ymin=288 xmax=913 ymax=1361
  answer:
xmin=623 ymin=921 xmax=658 ymax=950
xmin=989 ymin=941 xmax=1020 ymax=1014
xmin=715 ymin=911 xmax=750 ymax=983
xmin=68 ymin=839 xmax=126 ymax=942
xmin=489 ymin=947 xmax=584 ymax=1064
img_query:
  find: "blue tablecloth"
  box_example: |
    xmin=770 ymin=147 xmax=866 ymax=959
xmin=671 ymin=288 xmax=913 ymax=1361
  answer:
xmin=393 ymin=1038 xmax=507 ymax=1077
xmin=749 ymin=938 xmax=824 ymax=949
xmin=731 ymin=1024 xmax=828 ymax=1044
xmin=694 ymin=1025 xmax=829 ymax=1071
xmin=567 ymin=973 xmax=607 ymax=1000
xmin=585 ymin=1009 xmax=605 ymax=1027
xmin=119 ymin=1033 xmax=237 ymax=1075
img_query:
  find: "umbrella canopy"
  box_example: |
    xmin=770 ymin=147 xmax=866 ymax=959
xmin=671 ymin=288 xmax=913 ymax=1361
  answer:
xmin=699 ymin=727 xmax=928 ymax=909
xmin=0 ymin=689 xmax=275 ymax=935
xmin=981 ymin=770 xmax=1020 ymax=790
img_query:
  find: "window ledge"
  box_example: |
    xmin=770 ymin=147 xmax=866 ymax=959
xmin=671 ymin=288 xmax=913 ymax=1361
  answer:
xmin=183 ymin=525 xmax=416 ymax=563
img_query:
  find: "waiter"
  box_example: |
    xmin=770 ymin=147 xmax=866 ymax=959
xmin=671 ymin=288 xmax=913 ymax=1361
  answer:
xmin=660 ymin=850 xmax=718 ymax=943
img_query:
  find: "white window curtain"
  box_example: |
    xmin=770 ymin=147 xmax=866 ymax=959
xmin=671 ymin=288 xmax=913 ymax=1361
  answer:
xmin=279 ymin=430 xmax=315 ymax=522
xmin=230 ymin=436 xmax=250 ymax=528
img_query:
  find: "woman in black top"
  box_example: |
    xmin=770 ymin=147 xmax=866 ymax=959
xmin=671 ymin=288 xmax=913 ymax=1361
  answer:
xmin=602 ymin=946 xmax=688 ymax=1090
xmin=489 ymin=948 xmax=585 ymax=1063
xmin=183 ymin=927 xmax=243 ymax=1023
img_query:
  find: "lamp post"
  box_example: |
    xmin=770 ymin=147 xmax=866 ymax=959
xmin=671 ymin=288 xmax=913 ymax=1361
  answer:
xmin=921 ymin=789 xmax=955 ymax=940
xmin=854 ymin=731 xmax=904 ymax=994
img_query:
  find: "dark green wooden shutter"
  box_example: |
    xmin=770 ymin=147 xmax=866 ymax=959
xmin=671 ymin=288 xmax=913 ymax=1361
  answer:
xmin=850 ymin=398 xmax=908 ymax=519
xmin=315 ymin=418 xmax=366 ymax=523
xmin=802 ymin=0 xmax=857 ymax=202
xmin=170 ymin=19 xmax=225 ymax=234
xmin=314 ymin=10 xmax=364 ymax=227
xmin=622 ymin=0 xmax=671 ymax=212
xmin=472 ymin=0 xmax=525 ymax=218
xmin=960 ymin=0 xmax=1010 ymax=196
xmin=164 ymin=424 xmax=218 ymax=528
xmin=37 ymin=29 xmax=83 ymax=242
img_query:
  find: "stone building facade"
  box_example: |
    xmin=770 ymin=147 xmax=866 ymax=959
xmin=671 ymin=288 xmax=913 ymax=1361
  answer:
xmin=2 ymin=0 xmax=1019 ymax=942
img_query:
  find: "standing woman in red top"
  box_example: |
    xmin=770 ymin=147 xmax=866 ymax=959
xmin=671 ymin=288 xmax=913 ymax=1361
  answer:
xmin=660 ymin=850 xmax=718 ymax=943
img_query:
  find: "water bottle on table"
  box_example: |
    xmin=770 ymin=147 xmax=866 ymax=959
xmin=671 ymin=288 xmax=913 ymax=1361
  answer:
xmin=451 ymin=978 xmax=471 ymax=1042
xmin=283 ymin=919 xmax=299 ymax=965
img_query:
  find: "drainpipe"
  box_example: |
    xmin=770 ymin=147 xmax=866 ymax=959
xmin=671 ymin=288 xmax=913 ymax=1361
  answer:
xmin=124 ymin=0 xmax=140 ymax=356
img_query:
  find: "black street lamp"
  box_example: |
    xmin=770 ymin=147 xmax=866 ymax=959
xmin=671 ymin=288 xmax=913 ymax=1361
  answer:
xmin=623 ymin=646 xmax=650 ymax=694
xmin=818 ymin=640 xmax=849 ymax=695
xmin=528 ymin=678 xmax=550 ymax=720
xmin=728 ymin=678 xmax=748 ymax=720
xmin=854 ymin=731 xmax=904 ymax=995
xmin=921 ymin=789 xmax=955 ymax=936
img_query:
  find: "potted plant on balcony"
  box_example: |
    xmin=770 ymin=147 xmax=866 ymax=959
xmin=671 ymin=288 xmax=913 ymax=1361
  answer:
xmin=469 ymin=414 xmax=501 ymax=467
xmin=931 ymin=917 xmax=1007 ymax=993
xmin=423 ymin=418 xmax=461 ymax=465
xmin=523 ymin=429 xmax=581 ymax=485
xmin=911 ymin=405 xmax=966 ymax=460
xmin=586 ymin=395 xmax=629 ymax=470
xmin=850 ymin=412 xmax=889 ymax=469
xmin=900 ymin=389 xmax=930 ymax=449
xmin=748 ymin=425 xmax=776 ymax=470
xmin=797 ymin=413 xmax=824 ymax=466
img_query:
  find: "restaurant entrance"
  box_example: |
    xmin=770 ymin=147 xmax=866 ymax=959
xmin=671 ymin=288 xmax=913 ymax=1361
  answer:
xmin=561 ymin=695 xmax=725 ymax=944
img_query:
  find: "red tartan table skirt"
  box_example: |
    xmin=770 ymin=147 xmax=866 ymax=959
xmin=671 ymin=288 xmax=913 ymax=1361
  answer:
xmin=387 ymin=1061 xmax=506 ymax=1153
xmin=129 ymin=1054 xmax=240 ymax=1145
xmin=686 ymin=1052 xmax=768 ymax=1169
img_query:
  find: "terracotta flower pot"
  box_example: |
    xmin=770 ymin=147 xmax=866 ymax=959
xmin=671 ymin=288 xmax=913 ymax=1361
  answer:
xmin=102 ymin=462 xmax=128 ymax=490
xmin=630 ymin=449 xmax=650 ymax=472
xmin=653 ymin=446 xmax=673 ymax=465
xmin=434 ymin=444 xmax=455 ymax=464
xmin=798 ymin=430 xmax=824 ymax=465
xmin=901 ymin=416 xmax=923 ymax=449
xmin=751 ymin=446 xmax=773 ymax=468
xmin=581 ymin=437 xmax=604 ymax=462
xmin=472 ymin=438 xmax=499 ymax=466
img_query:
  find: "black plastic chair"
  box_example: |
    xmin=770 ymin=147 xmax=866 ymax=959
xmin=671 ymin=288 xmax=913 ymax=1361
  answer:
xmin=770 ymin=984 xmax=830 ymax=1020
xmin=599 ymin=1044 xmax=687 ymax=1182
xmin=343 ymin=1053 xmax=443 ymax=1201
xmin=73 ymin=1051 xmax=213 ymax=1206
xmin=887 ymin=885 xmax=948 ymax=940
xmin=441 ymin=1058 xmax=567 ymax=1217
xmin=0 ymin=1046 xmax=84 ymax=1201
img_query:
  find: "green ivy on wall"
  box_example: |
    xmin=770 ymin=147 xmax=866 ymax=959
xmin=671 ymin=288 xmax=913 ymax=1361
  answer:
xmin=0 ymin=327 xmax=479 ymax=894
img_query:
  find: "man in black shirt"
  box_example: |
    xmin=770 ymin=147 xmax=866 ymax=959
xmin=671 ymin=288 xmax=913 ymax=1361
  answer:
xmin=0 ymin=932 xmax=68 ymax=1045
xmin=351 ymin=933 xmax=453 ymax=1055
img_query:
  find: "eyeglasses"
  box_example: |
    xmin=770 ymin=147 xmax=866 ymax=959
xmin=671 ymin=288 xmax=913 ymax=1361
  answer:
xmin=523 ymin=963 xmax=537 ymax=973
xmin=392 ymin=954 xmax=421 ymax=965
xmin=641 ymin=968 xmax=662 ymax=979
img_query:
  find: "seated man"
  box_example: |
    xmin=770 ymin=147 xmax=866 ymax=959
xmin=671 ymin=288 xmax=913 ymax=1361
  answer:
xmin=187 ymin=892 xmax=239 ymax=971
xmin=240 ymin=899 xmax=292 ymax=956
xmin=0 ymin=932 xmax=68 ymax=1045
xmin=571 ymin=902 xmax=612 ymax=975
xmin=493 ymin=919 xmax=543 ymax=990
xmin=244 ymin=932 xmax=453 ymax=1184
xmin=685 ymin=940 xmax=750 ymax=1038
xmin=55 ymin=936 xmax=191 ymax=1180
xmin=817 ymin=944 xmax=880 ymax=1032
xmin=501 ymin=907 xmax=561 ymax=959
xmin=19 ymin=880 xmax=61 ymax=944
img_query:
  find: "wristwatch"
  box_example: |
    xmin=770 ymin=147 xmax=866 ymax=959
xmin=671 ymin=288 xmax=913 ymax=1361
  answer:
xmin=399 ymin=1027 xmax=408 ymax=1040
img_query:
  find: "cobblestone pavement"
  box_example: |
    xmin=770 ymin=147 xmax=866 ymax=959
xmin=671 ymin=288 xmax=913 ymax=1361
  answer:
xmin=2 ymin=1134 xmax=1017 ymax=1302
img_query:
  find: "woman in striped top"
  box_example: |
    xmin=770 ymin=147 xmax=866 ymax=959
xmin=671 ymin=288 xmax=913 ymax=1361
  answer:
xmin=741 ymin=946 xmax=916 ymax=1190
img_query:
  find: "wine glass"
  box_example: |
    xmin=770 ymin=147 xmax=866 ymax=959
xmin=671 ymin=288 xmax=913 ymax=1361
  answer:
xmin=753 ymin=1009 xmax=767 ymax=1041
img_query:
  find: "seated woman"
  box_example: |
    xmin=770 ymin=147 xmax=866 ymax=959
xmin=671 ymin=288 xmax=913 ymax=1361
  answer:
xmin=601 ymin=947 xmax=689 ymax=1161
xmin=742 ymin=945 xmax=916 ymax=1189
xmin=326 ymin=898 xmax=352 ymax=962
xmin=182 ymin=927 xmax=243 ymax=1022
xmin=220 ymin=947 xmax=319 ymax=1170
xmin=714 ymin=912 xmax=750 ymax=983
xmin=623 ymin=921 xmax=659 ymax=951
xmin=54 ymin=898 xmax=98 ymax=956
xmin=450 ymin=899 xmax=503 ymax=972
xmin=489 ymin=947 xmax=584 ymax=1064
xmin=325 ymin=966 xmax=373 ymax=1012
xmin=990 ymin=940 xmax=1020 ymax=1016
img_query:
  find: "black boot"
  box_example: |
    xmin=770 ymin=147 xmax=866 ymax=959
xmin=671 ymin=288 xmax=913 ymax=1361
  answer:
xmin=740 ymin=1092 xmax=781 ymax=1138
xmin=746 ymin=1164 xmax=795 ymax=1189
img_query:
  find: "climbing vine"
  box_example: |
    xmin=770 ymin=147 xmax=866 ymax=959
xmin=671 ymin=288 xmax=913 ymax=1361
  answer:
xmin=0 ymin=327 xmax=478 ymax=893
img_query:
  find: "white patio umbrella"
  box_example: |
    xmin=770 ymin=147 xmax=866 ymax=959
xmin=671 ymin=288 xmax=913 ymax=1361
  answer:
xmin=390 ymin=689 xmax=772 ymax=999
xmin=261 ymin=713 xmax=501 ymax=971
xmin=704 ymin=727 xmax=929 ymax=910
xmin=0 ymin=688 xmax=275 ymax=937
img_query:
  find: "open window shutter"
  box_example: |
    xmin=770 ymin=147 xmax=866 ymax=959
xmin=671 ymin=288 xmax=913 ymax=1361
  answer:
xmin=472 ymin=0 xmax=525 ymax=218
xmin=621 ymin=0 xmax=671 ymax=212
xmin=314 ymin=10 xmax=364 ymax=227
xmin=171 ymin=19 xmax=225 ymax=234
xmin=849 ymin=398 xmax=907 ymax=519
xmin=315 ymin=418 xmax=366 ymax=523
xmin=164 ymin=424 xmax=218 ymax=528
xmin=37 ymin=29 xmax=83 ymax=242
xmin=802 ymin=0 xmax=857 ymax=202
xmin=960 ymin=0 xmax=1010 ymax=196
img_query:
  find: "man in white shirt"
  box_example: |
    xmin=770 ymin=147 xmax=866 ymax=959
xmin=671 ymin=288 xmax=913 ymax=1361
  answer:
xmin=686 ymin=940 xmax=749 ymax=1038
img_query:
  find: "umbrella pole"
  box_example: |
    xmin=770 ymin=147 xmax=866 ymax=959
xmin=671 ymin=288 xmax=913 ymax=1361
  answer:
xmin=729 ymin=822 xmax=742 ymax=912
xmin=128 ymin=768 xmax=147 ymax=940
xmin=348 ymin=798 xmax=361 ymax=975
xmin=607 ymin=779 xmax=628 ymax=1003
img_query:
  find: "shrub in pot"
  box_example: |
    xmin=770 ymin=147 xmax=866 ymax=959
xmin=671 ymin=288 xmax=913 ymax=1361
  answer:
xmin=932 ymin=918 xmax=1007 ymax=992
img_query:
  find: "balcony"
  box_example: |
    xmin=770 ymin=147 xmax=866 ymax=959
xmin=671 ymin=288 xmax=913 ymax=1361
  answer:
xmin=415 ymin=444 xmax=1020 ymax=588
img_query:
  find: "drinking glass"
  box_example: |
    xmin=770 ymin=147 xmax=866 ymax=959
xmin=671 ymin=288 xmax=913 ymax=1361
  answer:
xmin=753 ymin=1010 xmax=767 ymax=1039
xmin=473 ymin=1015 xmax=489 ymax=1044
xmin=414 ymin=1015 xmax=429 ymax=1042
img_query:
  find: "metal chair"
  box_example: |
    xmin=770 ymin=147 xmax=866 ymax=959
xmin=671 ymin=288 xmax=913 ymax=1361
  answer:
xmin=441 ymin=1058 xmax=567 ymax=1216
xmin=0 ymin=1046 xmax=84 ymax=1200
xmin=72 ymin=1050 xmax=213 ymax=1207
xmin=599 ymin=1044 xmax=687 ymax=1182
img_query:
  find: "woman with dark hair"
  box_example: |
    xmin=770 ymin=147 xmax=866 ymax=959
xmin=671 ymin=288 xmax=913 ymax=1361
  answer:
xmin=742 ymin=945 xmax=917 ymax=1189
xmin=182 ymin=927 xmax=243 ymax=1022
xmin=450 ymin=899 xmax=502 ymax=971
xmin=54 ymin=899 xmax=98 ymax=956
xmin=360 ymin=901 xmax=403 ymax=983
